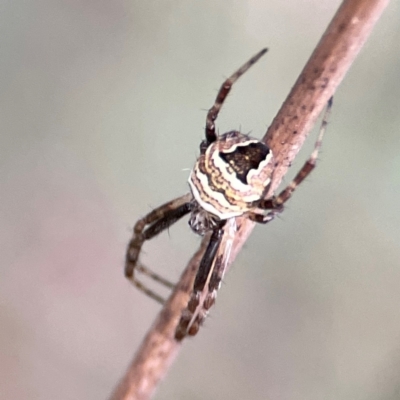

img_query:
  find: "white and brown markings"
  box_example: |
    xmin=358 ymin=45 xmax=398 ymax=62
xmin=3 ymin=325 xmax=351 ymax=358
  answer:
xmin=125 ymin=48 xmax=332 ymax=340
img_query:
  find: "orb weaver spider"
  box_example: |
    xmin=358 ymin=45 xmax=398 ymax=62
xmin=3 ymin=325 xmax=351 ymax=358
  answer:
xmin=125 ymin=48 xmax=332 ymax=340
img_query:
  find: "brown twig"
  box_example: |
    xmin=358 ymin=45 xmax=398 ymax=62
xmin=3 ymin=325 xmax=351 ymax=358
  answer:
xmin=109 ymin=1 xmax=389 ymax=399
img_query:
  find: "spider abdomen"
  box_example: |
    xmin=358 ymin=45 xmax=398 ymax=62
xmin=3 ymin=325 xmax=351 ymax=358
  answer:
xmin=189 ymin=131 xmax=274 ymax=219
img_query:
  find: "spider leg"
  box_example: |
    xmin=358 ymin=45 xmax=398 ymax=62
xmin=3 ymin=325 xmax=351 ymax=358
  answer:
xmin=125 ymin=193 xmax=193 ymax=303
xmin=175 ymin=219 xmax=237 ymax=340
xmin=207 ymin=219 xmax=236 ymax=297
xmin=192 ymin=223 xmax=226 ymax=292
xmin=250 ymin=97 xmax=333 ymax=224
xmin=175 ymin=222 xmax=227 ymax=340
xmin=205 ymin=48 xmax=268 ymax=145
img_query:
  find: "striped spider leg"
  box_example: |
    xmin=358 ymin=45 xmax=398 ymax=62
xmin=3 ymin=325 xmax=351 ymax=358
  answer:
xmin=125 ymin=193 xmax=193 ymax=304
xmin=175 ymin=218 xmax=237 ymax=340
xmin=204 ymin=47 xmax=268 ymax=146
xmin=247 ymin=96 xmax=333 ymax=223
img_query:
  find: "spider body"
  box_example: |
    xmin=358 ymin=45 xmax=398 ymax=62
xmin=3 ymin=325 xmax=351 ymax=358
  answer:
xmin=125 ymin=48 xmax=331 ymax=340
xmin=189 ymin=131 xmax=275 ymax=222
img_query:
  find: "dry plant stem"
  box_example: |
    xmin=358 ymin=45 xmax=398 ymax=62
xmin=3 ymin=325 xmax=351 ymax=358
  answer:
xmin=109 ymin=1 xmax=389 ymax=399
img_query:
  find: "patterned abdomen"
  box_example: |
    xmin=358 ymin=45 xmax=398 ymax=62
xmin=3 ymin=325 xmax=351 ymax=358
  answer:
xmin=189 ymin=131 xmax=274 ymax=219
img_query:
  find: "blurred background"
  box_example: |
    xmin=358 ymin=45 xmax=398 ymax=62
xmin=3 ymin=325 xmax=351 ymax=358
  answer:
xmin=1 ymin=1 xmax=400 ymax=399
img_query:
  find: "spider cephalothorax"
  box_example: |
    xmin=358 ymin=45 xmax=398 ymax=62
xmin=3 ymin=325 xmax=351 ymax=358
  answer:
xmin=125 ymin=48 xmax=331 ymax=340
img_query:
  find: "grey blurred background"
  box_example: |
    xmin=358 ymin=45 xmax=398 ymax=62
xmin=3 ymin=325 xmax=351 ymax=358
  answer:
xmin=1 ymin=1 xmax=400 ymax=399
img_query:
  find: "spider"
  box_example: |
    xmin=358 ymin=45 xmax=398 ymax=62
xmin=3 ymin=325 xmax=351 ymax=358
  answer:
xmin=125 ymin=48 xmax=332 ymax=341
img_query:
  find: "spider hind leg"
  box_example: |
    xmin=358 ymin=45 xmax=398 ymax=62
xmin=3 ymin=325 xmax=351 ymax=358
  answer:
xmin=175 ymin=226 xmax=224 ymax=340
xmin=125 ymin=193 xmax=193 ymax=304
xmin=175 ymin=218 xmax=236 ymax=341
xmin=251 ymin=97 xmax=333 ymax=223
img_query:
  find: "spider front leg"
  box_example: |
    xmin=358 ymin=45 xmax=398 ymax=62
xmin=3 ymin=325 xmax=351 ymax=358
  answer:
xmin=125 ymin=193 xmax=193 ymax=304
xmin=250 ymin=97 xmax=333 ymax=224
xmin=205 ymin=48 xmax=268 ymax=145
